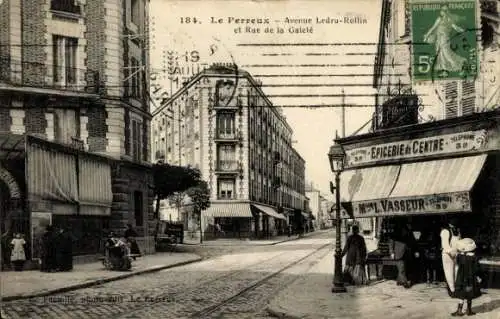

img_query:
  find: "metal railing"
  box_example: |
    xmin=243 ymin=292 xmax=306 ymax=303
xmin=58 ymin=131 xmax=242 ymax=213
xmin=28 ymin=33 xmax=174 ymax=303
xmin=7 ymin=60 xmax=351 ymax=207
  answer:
xmin=0 ymin=56 xmax=99 ymax=94
xmin=217 ymin=160 xmax=238 ymax=171
xmin=50 ymin=0 xmax=81 ymax=15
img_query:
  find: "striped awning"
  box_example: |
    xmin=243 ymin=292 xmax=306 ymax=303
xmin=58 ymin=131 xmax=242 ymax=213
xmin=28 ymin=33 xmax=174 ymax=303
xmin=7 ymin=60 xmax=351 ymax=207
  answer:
xmin=78 ymin=155 xmax=113 ymax=216
xmin=351 ymin=155 xmax=487 ymax=218
xmin=203 ymin=203 xmax=253 ymax=218
xmin=27 ymin=141 xmax=78 ymax=205
xmin=252 ymin=204 xmax=286 ymax=220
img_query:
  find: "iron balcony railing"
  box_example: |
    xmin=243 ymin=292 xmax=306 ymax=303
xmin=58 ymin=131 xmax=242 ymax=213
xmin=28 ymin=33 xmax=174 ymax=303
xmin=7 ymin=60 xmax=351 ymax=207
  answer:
xmin=0 ymin=56 xmax=99 ymax=94
xmin=50 ymin=0 xmax=81 ymax=15
xmin=217 ymin=160 xmax=238 ymax=171
xmin=216 ymin=130 xmax=243 ymax=141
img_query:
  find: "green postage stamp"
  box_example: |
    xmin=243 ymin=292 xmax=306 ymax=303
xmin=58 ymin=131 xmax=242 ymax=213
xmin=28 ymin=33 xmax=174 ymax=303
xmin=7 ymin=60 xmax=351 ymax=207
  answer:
xmin=410 ymin=0 xmax=479 ymax=82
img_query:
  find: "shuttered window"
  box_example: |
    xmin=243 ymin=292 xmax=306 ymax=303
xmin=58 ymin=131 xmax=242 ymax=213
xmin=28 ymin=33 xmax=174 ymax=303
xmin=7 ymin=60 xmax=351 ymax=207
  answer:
xmin=461 ymin=80 xmax=476 ymax=116
xmin=444 ymin=81 xmax=459 ymax=118
xmin=444 ymin=80 xmax=477 ymax=119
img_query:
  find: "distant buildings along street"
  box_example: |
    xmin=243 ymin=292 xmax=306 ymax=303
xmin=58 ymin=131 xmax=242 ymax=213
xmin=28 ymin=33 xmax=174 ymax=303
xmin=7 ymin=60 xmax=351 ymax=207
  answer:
xmin=151 ymin=64 xmax=307 ymax=240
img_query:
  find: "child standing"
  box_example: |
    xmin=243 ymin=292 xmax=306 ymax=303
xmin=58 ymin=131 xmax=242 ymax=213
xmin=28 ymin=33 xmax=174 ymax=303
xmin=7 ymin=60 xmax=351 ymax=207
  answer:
xmin=424 ymin=231 xmax=440 ymax=286
xmin=451 ymin=238 xmax=482 ymax=317
xmin=10 ymin=233 xmax=26 ymax=271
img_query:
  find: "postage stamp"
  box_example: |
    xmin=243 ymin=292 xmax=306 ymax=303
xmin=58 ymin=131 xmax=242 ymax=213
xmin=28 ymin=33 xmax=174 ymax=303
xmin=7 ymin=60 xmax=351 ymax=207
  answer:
xmin=410 ymin=0 xmax=479 ymax=82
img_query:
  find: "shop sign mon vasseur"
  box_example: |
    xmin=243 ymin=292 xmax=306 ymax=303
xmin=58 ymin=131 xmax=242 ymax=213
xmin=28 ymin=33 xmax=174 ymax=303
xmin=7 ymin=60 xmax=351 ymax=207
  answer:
xmin=345 ymin=130 xmax=488 ymax=168
xmin=353 ymin=192 xmax=471 ymax=217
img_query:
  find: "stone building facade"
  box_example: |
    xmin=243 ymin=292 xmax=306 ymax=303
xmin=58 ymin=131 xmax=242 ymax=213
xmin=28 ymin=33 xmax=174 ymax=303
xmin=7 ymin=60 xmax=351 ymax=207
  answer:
xmin=0 ymin=0 xmax=155 ymax=264
xmin=373 ymin=0 xmax=499 ymax=124
xmin=151 ymin=64 xmax=306 ymax=239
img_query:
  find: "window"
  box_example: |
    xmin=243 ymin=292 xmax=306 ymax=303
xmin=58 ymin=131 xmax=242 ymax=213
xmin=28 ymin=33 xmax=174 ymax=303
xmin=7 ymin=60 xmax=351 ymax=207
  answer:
xmin=218 ymin=145 xmax=236 ymax=170
xmin=217 ymin=113 xmax=235 ymax=138
xmin=129 ymin=57 xmax=142 ymax=98
xmin=131 ymin=118 xmax=142 ymax=161
xmin=53 ymin=35 xmax=78 ymax=86
xmin=131 ymin=0 xmax=140 ymax=25
xmin=443 ymin=81 xmax=477 ymax=119
xmin=54 ymin=109 xmax=80 ymax=144
xmin=134 ymin=191 xmax=143 ymax=227
xmin=51 ymin=0 xmax=81 ymax=14
xmin=218 ymin=179 xmax=235 ymax=199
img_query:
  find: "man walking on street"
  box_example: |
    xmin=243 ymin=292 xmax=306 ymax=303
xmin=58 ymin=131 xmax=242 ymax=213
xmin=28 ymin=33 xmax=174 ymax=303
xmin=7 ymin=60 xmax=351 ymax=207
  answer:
xmin=389 ymin=228 xmax=412 ymax=288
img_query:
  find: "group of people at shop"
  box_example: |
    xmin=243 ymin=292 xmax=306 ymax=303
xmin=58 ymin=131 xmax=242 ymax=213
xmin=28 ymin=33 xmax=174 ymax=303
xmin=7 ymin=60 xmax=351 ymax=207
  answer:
xmin=341 ymin=217 xmax=484 ymax=316
xmin=39 ymin=225 xmax=74 ymax=272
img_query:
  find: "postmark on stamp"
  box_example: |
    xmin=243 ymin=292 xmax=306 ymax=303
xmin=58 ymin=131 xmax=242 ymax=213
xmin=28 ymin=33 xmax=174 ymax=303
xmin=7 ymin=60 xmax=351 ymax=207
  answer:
xmin=410 ymin=0 xmax=479 ymax=82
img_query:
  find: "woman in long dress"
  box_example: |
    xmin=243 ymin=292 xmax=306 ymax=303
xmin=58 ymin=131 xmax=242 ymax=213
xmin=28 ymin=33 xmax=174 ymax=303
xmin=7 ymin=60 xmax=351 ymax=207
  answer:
xmin=342 ymin=225 xmax=368 ymax=285
xmin=423 ymin=5 xmax=467 ymax=74
xmin=440 ymin=219 xmax=461 ymax=296
xmin=451 ymin=238 xmax=482 ymax=317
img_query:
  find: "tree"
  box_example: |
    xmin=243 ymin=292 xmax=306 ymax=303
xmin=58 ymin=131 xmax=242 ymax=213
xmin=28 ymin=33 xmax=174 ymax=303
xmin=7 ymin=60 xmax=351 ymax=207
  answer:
xmin=185 ymin=180 xmax=211 ymax=215
xmin=185 ymin=181 xmax=211 ymax=243
xmin=152 ymin=162 xmax=202 ymax=221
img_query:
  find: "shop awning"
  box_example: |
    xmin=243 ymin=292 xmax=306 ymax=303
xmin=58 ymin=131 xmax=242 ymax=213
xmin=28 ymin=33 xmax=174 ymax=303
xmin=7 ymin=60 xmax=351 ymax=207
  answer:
xmin=0 ymin=133 xmax=25 ymax=160
xmin=339 ymin=165 xmax=401 ymax=203
xmin=78 ymin=155 xmax=113 ymax=216
xmin=203 ymin=203 xmax=253 ymax=218
xmin=27 ymin=141 xmax=79 ymax=205
xmin=351 ymin=155 xmax=487 ymax=218
xmin=252 ymin=204 xmax=286 ymax=220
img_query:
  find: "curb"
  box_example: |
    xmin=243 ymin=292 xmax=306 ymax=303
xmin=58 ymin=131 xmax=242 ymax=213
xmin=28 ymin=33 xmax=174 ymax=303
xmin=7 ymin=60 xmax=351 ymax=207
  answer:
xmin=1 ymin=257 xmax=203 ymax=302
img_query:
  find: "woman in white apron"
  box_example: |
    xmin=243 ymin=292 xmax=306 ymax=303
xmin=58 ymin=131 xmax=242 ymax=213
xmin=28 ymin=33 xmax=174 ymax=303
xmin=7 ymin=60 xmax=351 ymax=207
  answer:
xmin=440 ymin=219 xmax=461 ymax=296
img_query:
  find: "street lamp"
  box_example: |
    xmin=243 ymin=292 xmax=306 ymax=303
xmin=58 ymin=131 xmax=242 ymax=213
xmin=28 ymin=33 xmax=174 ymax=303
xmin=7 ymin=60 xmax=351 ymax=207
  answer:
xmin=328 ymin=142 xmax=347 ymax=293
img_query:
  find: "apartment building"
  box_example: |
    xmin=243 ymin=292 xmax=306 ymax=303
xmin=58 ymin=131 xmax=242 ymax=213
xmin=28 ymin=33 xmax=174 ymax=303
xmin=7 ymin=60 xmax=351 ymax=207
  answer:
xmin=373 ymin=0 xmax=499 ymax=124
xmin=0 ymin=0 xmax=154 ymax=267
xmin=151 ymin=64 xmax=306 ymax=239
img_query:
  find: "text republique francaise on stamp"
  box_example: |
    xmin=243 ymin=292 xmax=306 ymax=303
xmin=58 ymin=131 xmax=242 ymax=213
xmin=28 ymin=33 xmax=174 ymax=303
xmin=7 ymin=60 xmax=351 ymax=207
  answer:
xmin=410 ymin=0 xmax=479 ymax=83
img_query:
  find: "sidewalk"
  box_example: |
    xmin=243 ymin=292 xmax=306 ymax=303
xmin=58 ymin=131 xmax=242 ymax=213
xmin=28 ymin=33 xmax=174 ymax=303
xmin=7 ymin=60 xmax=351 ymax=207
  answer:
xmin=184 ymin=229 xmax=332 ymax=246
xmin=267 ymin=252 xmax=500 ymax=319
xmin=0 ymin=252 xmax=202 ymax=301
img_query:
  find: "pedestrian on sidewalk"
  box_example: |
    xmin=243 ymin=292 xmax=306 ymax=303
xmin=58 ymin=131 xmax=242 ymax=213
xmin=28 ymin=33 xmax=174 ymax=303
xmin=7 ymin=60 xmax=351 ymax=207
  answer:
xmin=125 ymin=224 xmax=141 ymax=260
xmin=40 ymin=225 xmax=56 ymax=272
xmin=441 ymin=218 xmax=461 ymax=297
xmin=388 ymin=228 xmax=412 ymax=289
xmin=10 ymin=233 xmax=26 ymax=271
xmin=55 ymin=228 xmax=74 ymax=271
xmin=451 ymin=238 xmax=482 ymax=317
xmin=423 ymin=230 xmax=440 ymax=286
xmin=341 ymin=225 xmax=368 ymax=286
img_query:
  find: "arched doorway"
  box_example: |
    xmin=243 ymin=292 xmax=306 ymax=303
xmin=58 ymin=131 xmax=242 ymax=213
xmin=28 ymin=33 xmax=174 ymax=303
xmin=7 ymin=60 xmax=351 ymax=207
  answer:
xmin=1 ymin=179 xmax=13 ymax=269
xmin=0 ymin=166 xmax=27 ymax=269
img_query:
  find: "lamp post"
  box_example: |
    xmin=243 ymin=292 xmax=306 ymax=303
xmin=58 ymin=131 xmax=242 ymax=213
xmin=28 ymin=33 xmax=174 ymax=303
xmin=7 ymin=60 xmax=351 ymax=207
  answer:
xmin=328 ymin=142 xmax=347 ymax=293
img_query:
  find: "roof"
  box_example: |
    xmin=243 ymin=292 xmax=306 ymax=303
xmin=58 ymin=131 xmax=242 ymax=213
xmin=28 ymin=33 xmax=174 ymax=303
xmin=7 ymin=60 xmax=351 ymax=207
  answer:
xmin=151 ymin=64 xmax=293 ymax=133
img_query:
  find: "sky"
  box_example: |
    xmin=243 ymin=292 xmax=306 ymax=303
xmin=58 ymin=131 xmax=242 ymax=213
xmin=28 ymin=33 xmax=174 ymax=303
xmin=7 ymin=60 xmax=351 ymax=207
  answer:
xmin=149 ymin=0 xmax=382 ymax=200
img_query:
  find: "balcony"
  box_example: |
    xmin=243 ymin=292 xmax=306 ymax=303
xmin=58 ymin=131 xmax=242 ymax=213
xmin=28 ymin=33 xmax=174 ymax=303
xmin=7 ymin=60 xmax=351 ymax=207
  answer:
xmin=216 ymin=160 xmax=243 ymax=176
xmin=214 ymin=131 xmax=243 ymax=143
xmin=51 ymin=0 xmax=81 ymax=15
xmin=0 ymin=56 xmax=99 ymax=95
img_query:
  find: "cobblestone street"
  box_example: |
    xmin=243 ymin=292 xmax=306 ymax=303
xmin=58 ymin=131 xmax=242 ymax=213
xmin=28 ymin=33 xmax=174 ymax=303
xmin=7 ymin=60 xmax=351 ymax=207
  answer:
xmin=2 ymin=233 xmax=332 ymax=318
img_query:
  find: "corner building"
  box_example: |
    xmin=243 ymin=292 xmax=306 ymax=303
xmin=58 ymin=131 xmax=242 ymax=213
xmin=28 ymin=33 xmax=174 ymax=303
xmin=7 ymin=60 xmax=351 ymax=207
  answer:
xmin=335 ymin=0 xmax=500 ymax=276
xmin=0 ymin=0 xmax=154 ymax=269
xmin=152 ymin=64 xmax=306 ymax=240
